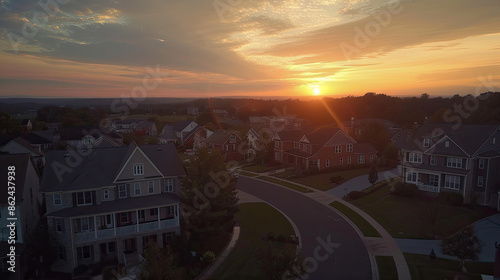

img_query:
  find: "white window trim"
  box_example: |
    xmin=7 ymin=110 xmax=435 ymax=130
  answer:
xmin=118 ymin=185 xmax=127 ymax=198
xmin=335 ymin=145 xmax=342 ymax=153
xmin=164 ymin=179 xmax=174 ymax=192
xmin=148 ymin=181 xmax=154 ymax=194
xmin=477 ymin=176 xmax=483 ymax=187
xmin=446 ymin=157 xmax=462 ymax=168
xmin=346 ymin=144 xmax=353 ymax=152
xmin=53 ymin=193 xmax=62 ymax=206
xmin=326 ymin=159 xmax=330 ymax=167
xmin=444 ymin=175 xmax=460 ymax=190
xmin=133 ymin=164 xmax=144 ymax=175
xmin=429 ymin=155 xmax=436 ymax=165
xmin=358 ymin=155 xmax=365 ymax=164
xmin=76 ymin=191 xmax=92 ymax=206
xmin=478 ymin=159 xmax=485 ymax=169
xmin=134 ymin=182 xmax=141 ymax=195
xmin=408 ymin=153 xmax=423 ymax=163
xmin=423 ymin=138 xmax=430 ymax=147
xmin=103 ymin=189 xmax=109 ymax=200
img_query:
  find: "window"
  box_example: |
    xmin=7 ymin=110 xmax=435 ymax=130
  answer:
xmin=133 ymin=164 xmax=144 ymax=175
xmin=120 ymin=213 xmax=129 ymax=224
xmin=358 ymin=155 xmax=365 ymax=164
xmin=103 ymin=189 xmax=109 ymax=200
xmin=477 ymin=176 xmax=483 ymax=187
xmin=118 ymin=185 xmax=127 ymax=198
xmin=275 ymin=141 xmax=280 ymax=148
xmin=302 ymin=144 xmax=308 ymax=152
xmin=229 ymin=134 xmax=236 ymax=143
xmin=446 ymin=157 xmax=462 ymax=168
xmin=53 ymin=193 xmax=62 ymax=206
xmin=150 ymin=208 xmax=158 ymax=216
xmin=134 ymin=182 xmax=141 ymax=195
xmin=339 ymin=157 xmax=343 ymax=165
xmin=429 ymin=155 xmax=435 ymax=165
xmin=444 ymin=175 xmax=461 ymax=190
xmin=232 ymin=144 xmax=236 ymax=151
xmin=275 ymin=152 xmax=280 ymax=161
xmin=408 ymin=153 xmax=422 ymax=163
xmin=138 ymin=210 xmax=145 ymax=220
xmin=335 ymin=145 xmax=342 ymax=153
xmin=406 ymin=172 xmax=418 ymax=183
xmin=78 ymin=245 xmax=92 ymax=260
xmin=445 ymin=141 xmax=449 ymax=147
xmin=55 ymin=218 xmax=63 ymax=233
xmin=347 ymin=156 xmax=351 ymax=164
xmin=479 ymin=159 xmax=485 ymax=169
xmin=429 ymin=174 xmax=439 ymax=187
xmin=164 ymin=179 xmax=174 ymax=192
xmin=148 ymin=181 xmax=154 ymax=194
xmin=326 ymin=159 xmax=330 ymax=167
xmin=492 ymin=138 xmax=496 ymax=144
xmin=346 ymin=144 xmax=353 ymax=152
xmin=81 ymin=217 xmax=90 ymax=231
xmin=370 ymin=154 xmax=374 ymax=162
xmin=423 ymin=138 xmax=430 ymax=147
xmin=76 ymin=191 xmax=92 ymax=206
xmin=57 ymin=245 xmax=66 ymax=261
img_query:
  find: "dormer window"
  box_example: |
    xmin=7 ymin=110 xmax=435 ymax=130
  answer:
xmin=423 ymin=138 xmax=430 ymax=147
xmin=133 ymin=164 xmax=144 ymax=175
xmin=229 ymin=134 xmax=236 ymax=144
xmin=445 ymin=141 xmax=449 ymax=147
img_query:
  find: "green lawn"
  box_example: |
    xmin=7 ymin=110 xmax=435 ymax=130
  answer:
xmin=238 ymin=170 xmax=258 ymax=177
xmin=211 ymin=203 xmax=296 ymax=280
xmin=350 ymin=184 xmax=494 ymax=239
xmin=404 ymin=253 xmax=494 ymax=280
xmin=256 ymin=176 xmax=313 ymax=193
xmin=329 ymin=201 xmax=381 ymax=237
xmin=376 ymin=256 xmax=398 ymax=280
xmin=241 ymin=164 xmax=285 ymax=173
xmin=290 ymin=167 xmax=393 ymax=191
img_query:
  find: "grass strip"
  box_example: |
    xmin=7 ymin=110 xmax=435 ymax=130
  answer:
xmin=330 ymin=201 xmax=381 ymax=237
xmin=256 ymin=176 xmax=313 ymax=193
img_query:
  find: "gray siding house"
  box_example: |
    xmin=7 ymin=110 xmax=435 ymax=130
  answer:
xmin=40 ymin=142 xmax=185 ymax=273
xmin=400 ymin=123 xmax=500 ymax=208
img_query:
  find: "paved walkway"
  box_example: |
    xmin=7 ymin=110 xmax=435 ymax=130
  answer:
xmin=327 ymin=168 xmax=400 ymax=197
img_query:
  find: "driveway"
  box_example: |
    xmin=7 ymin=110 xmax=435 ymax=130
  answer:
xmin=237 ymin=176 xmax=372 ymax=279
xmin=326 ymin=168 xmax=400 ymax=197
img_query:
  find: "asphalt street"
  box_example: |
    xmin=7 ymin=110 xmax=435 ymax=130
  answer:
xmin=237 ymin=176 xmax=372 ymax=280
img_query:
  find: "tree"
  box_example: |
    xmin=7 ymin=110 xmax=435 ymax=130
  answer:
xmin=255 ymin=243 xmax=305 ymax=280
xmin=140 ymin=242 xmax=183 ymax=280
xmin=440 ymin=226 xmax=482 ymax=272
xmin=368 ymin=163 xmax=378 ymax=185
xmin=181 ymin=148 xmax=239 ymax=237
xmin=419 ymin=202 xmax=441 ymax=239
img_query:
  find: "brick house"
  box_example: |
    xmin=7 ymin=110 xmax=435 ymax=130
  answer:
xmin=40 ymin=142 xmax=185 ymax=273
xmin=203 ymin=131 xmax=244 ymax=161
xmin=400 ymin=123 xmax=500 ymax=207
xmin=272 ymin=127 xmax=377 ymax=171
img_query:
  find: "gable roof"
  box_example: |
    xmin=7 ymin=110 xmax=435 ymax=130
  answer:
xmin=60 ymin=126 xmax=103 ymax=141
xmin=2 ymin=137 xmax=45 ymax=156
xmin=40 ymin=143 xmax=185 ymax=193
xmin=205 ymin=130 xmax=241 ymax=145
xmin=403 ymin=123 xmax=500 ymax=156
xmin=172 ymin=120 xmax=196 ymax=132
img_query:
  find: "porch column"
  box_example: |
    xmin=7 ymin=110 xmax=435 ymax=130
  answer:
xmin=438 ymin=175 xmax=441 ymax=193
xmin=113 ymin=214 xmax=117 ymax=236
xmin=136 ymin=210 xmax=139 ymax=232
xmin=157 ymin=207 xmax=161 ymax=229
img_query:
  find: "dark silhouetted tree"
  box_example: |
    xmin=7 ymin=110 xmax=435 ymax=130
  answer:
xmin=255 ymin=243 xmax=305 ymax=280
xmin=440 ymin=226 xmax=482 ymax=272
xmin=368 ymin=163 xmax=378 ymax=185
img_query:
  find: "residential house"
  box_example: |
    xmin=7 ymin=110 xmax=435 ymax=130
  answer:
xmin=112 ymin=119 xmax=146 ymax=134
xmin=40 ymin=142 xmax=185 ymax=273
xmin=204 ymin=131 xmax=244 ymax=161
xmin=183 ymin=126 xmax=213 ymax=150
xmin=273 ymin=127 xmax=378 ymax=171
xmin=249 ymin=116 xmax=306 ymax=131
xmin=60 ymin=126 xmax=104 ymax=148
xmin=400 ymin=123 xmax=500 ymax=208
xmin=20 ymin=119 xmax=33 ymax=132
xmin=187 ymin=106 xmax=199 ymax=116
xmin=1 ymin=137 xmax=46 ymax=172
xmin=1 ymin=154 xmax=42 ymax=278
xmin=90 ymin=134 xmax=125 ymax=148
xmin=134 ymin=122 xmax=157 ymax=136
xmin=212 ymin=109 xmax=229 ymax=118
xmin=160 ymin=120 xmax=198 ymax=145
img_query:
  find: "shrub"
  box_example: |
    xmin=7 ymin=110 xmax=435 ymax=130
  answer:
xmin=330 ymin=175 xmax=344 ymax=185
xmin=347 ymin=191 xmax=365 ymax=200
xmin=200 ymin=251 xmax=216 ymax=264
xmin=277 ymin=234 xmax=286 ymax=242
xmin=437 ymin=192 xmax=464 ymax=206
xmin=267 ymin=232 xmax=276 ymax=240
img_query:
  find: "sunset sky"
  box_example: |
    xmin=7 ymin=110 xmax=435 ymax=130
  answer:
xmin=1 ymin=0 xmax=499 ymax=98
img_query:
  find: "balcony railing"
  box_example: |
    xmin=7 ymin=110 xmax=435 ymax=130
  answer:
xmin=73 ymin=217 xmax=179 ymax=243
xmin=417 ymin=182 xmax=440 ymax=193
